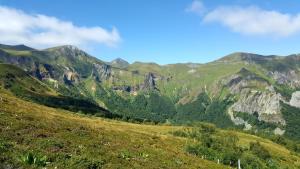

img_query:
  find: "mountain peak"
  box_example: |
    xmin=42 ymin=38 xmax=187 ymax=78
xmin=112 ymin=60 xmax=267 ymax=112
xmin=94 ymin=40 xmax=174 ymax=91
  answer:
xmin=46 ymin=45 xmax=80 ymax=51
xmin=216 ymin=52 xmax=276 ymax=63
xmin=0 ymin=44 xmax=35 ymax=51
xmin=110 ymin=58 xmax=129 ymax=68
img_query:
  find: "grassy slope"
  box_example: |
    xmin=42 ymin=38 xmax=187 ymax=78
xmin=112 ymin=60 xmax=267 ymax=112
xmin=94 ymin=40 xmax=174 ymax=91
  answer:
xmin=0 ymin=90 xmax=299 ymax=168
xmin=0 ymin=90 xmax=226 ymax=169
xmin=0 ymin=63 xmax=57 ymax=96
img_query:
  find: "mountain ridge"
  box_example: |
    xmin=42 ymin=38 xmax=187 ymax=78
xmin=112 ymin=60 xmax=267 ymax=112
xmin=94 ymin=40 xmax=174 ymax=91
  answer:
xmin=1 ymin=43 xmax=300 ymax=141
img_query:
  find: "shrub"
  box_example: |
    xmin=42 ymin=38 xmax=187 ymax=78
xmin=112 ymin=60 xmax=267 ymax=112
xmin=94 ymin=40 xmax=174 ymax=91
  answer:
xmin=249 ymin=141 xmax=271 ymax=160
xmin=241 ymin=152 xmax=267 ymax=169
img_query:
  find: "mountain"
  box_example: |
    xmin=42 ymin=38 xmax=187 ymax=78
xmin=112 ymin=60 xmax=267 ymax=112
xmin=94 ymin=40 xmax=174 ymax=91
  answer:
xmin=1 ymin=43 xmax=300 ymax=168
xmin=0 ymin=63 xmax=114 ymax=118
xmin=0 ymin=89 xmax=299 ymax=169
xmin=0 ymin=44 xmax=35 ymax=51
xmin=1 ymin=44 xmax=300 ymax=140
xmin=110 ymin=57 xmax=130 ymax=68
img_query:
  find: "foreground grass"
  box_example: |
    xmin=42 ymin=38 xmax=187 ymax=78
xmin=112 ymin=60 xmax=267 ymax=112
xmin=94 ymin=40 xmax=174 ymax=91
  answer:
xmin=0 ymin=90 xmax=226 ymax=169
xmin=0 ymin=89 xmax=299 ymax=168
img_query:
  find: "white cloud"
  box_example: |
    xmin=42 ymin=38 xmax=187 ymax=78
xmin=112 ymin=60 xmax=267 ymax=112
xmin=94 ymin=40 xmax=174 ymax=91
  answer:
xmin=0 ymin=6 xmax=121 ymax=49
xmin=203 ymin=6 xmax=300 ymax=37
xmin=186 ymin=0 xmax=205 ymax=15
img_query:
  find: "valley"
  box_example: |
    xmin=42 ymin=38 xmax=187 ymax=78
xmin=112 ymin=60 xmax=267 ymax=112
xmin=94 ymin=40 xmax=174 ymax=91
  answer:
xmin=0 ymin=44 xmax=300 ymax=168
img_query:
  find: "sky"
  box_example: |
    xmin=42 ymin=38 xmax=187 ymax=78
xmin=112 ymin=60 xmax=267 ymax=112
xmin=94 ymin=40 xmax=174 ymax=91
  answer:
xmin=0 ymin=0 xmax=300 ymax=64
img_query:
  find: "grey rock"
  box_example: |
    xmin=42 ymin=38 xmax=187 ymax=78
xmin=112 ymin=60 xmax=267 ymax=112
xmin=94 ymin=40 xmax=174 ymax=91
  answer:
xmin=93 ymin=63 xmax=112 ymax=82
xmin=268 ymin=70 xmax=300 ymax=88
xmin=231 ymin=88 xmax=285 ymax=125
xmin=141 ymin=72 xmax=157 ymax=90
xmin=63 ymin=71 xmax=80 ymax=84
xmin=290 ymin=91 xmax=300 ymax=108
xmin=274 ymin=127 xmax=285 ymax=135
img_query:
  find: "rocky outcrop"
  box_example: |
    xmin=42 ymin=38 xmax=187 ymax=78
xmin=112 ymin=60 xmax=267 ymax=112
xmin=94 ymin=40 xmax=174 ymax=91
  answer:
xmin=228 ymin=106 xmax=252 ymax=130
xmin=141 ymin=72 xmax=157 ymax=90
xmin=223 ymin=68 xmax=269 ymax=94
xmin=63 ymin=71 xmax=80 ymax=84
xmin=0 ymin=50 xmax=34 ymax=69
xmin=290 ymin=91 xmax=300 ymax=108
xmin=31 ymin=63 xmax=55 ymax=80
xmin=93 ymin=64 xmax=112 ymax=82
xmin=223 ymin=68 xmax=286 ymax=125
xmin=267 ymin=70 xmax=300 ymax=88
xmin=274 ymin=127 xmax=285 ymax=135
xmin=231 ymin=88 xmax=285 ymax=125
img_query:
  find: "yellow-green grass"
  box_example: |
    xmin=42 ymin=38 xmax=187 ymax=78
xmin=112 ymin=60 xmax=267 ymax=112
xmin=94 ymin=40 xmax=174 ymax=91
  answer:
xmin=234 ymin=132 xmax=300 ymax=168
xmin=1 ymin=49 xmax=32 ymax=56
xmin=0 ymin=89 xmax=299 ymax=168
xmin=0 ymin=90 xmax=227 ymax=169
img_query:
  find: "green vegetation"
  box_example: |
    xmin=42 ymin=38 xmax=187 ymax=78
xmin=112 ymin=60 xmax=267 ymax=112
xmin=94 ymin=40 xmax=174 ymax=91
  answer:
xmin=233 ymin=111 xmax=278 ymax=131
xmin=175 ymin=93 xmax=234 ymax=128
xmin=0 ymin=64 xmax=113 ymax=117
xmin=95 ymin=86 xmax=177 ymax=123
xmin=281 ymin=103 xmax=300 ymax=140
xmin=0 ymin=90 xmax=226 ymax=169
xmin=171 ymin=123 xmax=300 ymax=168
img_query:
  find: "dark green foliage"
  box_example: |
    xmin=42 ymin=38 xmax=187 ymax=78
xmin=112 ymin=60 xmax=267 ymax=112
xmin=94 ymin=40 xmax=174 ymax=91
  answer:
xmin=240 ymin=152 xmax=267 ymax=169
xmin=249 ymin=141 xmax=271 ymax=160
xmin=175 ymin=93 xmax=234 ymax=128
xmin=233 ymin=111 xmax=278 ymax=130
xmin=274 ymin=84 xmax=295 ymax=100
xmin=176 ymin=93 xmax=210 ymax=121
xmin=204 ymin=99 xmax=234 ymax=128
xmin=172 ymin=125 xmax=276 ymax=168
xmin=95 ymin=86 xmax=177 ymax=123
xmin=281 ymin=103 xmax=300 ymax=140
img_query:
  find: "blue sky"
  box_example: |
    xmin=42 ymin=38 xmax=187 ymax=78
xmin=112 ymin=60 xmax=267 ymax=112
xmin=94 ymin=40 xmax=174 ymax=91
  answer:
xmin=0 ymin=0 xmax=300 ymax=64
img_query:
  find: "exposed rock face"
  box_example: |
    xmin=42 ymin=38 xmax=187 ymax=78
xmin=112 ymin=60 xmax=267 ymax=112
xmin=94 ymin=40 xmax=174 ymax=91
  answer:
xmin=63 ymin=71 xmax=80 ymax=84
xmin=93 ymin=64 xmax=112 ymax=82
xmin=290 ymin=91 xmax=300 ymax=108
xmin=274 ymin=127 xmax=285 ymax=135
xmin=231 ymin=88 xmax=285 ymax=125
xmin=223 ymin=68 xmax=286 ymax=125
xmin=268 ymin=70 xmax=300 ymax=88
xmin=32 ymin=63 xmax=55 ymax=80
xmin=228 ymin=106 xmax=252 ymax=130
xmin=0 ymin=50 xmax=34 ymax=69
xmin=224 ymin=68 xmax=269 ymax=94
xmin=141 ymin=72 xmax=157 ymax=90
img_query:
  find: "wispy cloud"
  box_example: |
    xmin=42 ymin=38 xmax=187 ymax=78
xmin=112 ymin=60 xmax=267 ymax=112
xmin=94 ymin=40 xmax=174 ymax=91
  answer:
xmin=203 ymin=6 xmax=300 ymax=37
xmin=0 ymin=6 xmax=121 ymax=49
xmin=186 ymin=1 xmax=300 ymax=37
xmin=185 ymin=0 xmax=205 ymax=15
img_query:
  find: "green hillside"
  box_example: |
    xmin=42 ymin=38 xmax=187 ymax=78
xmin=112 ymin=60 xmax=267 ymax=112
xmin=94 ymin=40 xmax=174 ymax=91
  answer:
xmin=0 ymin=90 xmax=299 ymax=168
xmin=1 ymin=43 xmax=300 ymax=153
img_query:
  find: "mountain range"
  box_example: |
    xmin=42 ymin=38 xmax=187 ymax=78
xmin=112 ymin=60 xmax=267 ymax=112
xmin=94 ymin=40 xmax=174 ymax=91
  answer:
xmin=1 ymin=43 xmax=300 ymax=168
xmin=0 ymin=43 xmax=300 ymax=141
